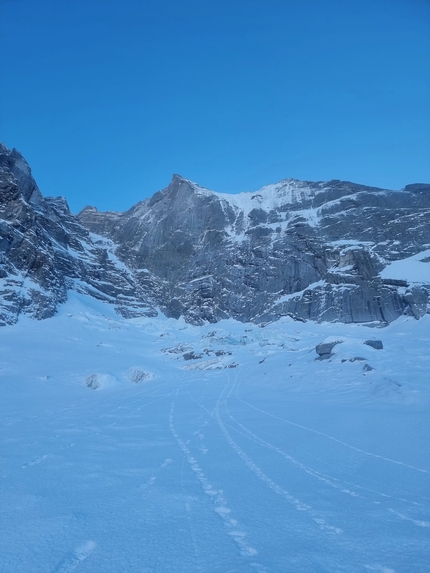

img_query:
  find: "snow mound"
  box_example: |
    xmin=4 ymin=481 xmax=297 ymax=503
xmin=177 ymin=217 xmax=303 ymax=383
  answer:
xmin=85 ymin=373 xmax=118 ymax=390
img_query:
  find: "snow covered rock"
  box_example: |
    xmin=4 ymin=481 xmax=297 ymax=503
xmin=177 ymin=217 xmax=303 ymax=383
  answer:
xmin=79 ymin=174 xmax=430 ymax=325
xmin=363 ymin=363 xmax=375 ymax=372
xmin=1 ymin=142 xmax=430 ymax=326
xmin=126 ymin=368 xmax=153 ymax=383
xmin=315 ymin=340 xmax=343 ymax=359
xmin=85 ymin=373 xmax=117 ymax=389
xmin=183 ymin=351 xmax=203 ymax=361
xmin=85 ymin=374 xmax=101 ymax=389
xmin=0 ymin=143 xmax=158 ymax=325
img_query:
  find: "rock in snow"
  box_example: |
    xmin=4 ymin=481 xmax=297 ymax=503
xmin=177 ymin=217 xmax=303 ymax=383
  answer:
xmin=364 ymin=339 xmax=384 ymax=350
xmin=1 ymin=142 xmax=430 ymax=326
xmin=315 ymin=340 xmax=345 ymax=360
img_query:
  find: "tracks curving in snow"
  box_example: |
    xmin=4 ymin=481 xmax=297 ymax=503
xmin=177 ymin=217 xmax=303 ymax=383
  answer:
xmin=213 ymin=378 xmax=343 ymax=536
xmin=235 ymin=379 xmax=430 ymax=475
xmin=169 ymin=391 xmax=268 ymax=573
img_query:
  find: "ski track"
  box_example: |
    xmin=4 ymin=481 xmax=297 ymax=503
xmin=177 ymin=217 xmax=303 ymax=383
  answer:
xmin=387 ymin=508 xmax=430 ymax=528
xmin=183 ymin=373 xmax=430 ymax=551
xmin=169 ymin=391 xmax=268 ymax=573
xmin=222 ymin=377 xmax=429 ymax=526
xmin=213 ymin=377 xmax=343 ymax=536
xmin=233 ymin=415 xmax=429 ymax=507
xmin=235 ymin=379 xmax=430 ymax=475
xmin=184 ymin=377 xmax=346 ymax=536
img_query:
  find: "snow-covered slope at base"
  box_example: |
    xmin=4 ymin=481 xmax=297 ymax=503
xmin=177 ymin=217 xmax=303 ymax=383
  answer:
xmin=1 ymin=293 xmax=429 ymax=573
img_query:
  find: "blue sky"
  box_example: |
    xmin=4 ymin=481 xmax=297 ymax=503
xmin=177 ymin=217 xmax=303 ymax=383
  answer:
xmin=1 ymin=0 xmax=429 ymax=213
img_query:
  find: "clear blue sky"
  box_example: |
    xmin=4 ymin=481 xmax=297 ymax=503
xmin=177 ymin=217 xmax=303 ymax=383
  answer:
xmin=1 ymin=0 xmax=429 ymax=213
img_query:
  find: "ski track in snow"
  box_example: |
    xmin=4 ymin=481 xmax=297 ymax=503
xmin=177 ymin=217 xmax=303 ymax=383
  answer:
xmin=169 ymin=391 xmax=268 ymax=573
xmin=235 ymin=379 xmax=430 ymax=475
xmin=223 ymin=377 xmax=429 ymax=526
xmin=214 ymin=377 xmax=343 ymax=536
xmin=229 ymin=413 xmax=430 ymax=507
xmin=184 ymin=378 xmax=347 ymax=536
xmin=183 ymin=372 xmax=430 ymax=551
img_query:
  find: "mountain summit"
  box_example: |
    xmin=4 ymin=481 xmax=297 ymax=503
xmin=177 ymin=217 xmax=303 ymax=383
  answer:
xmin=1 ymin=142 xmax=429 ymax=326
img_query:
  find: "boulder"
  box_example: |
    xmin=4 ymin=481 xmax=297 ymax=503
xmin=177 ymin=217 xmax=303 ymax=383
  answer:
xmin=364 ymin=340 xmax=383 ymax=350
xmin=315 ymin=340 xmax=342 ymax=360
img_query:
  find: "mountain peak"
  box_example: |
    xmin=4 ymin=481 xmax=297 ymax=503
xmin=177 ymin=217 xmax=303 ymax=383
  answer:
xmin=171 ymin=173 xmax=186 ymax=182
xmin=1 ymin=142 xmax=430 ymax=327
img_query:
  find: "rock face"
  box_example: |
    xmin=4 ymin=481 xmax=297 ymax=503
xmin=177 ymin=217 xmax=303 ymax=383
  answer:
xmin=78 ymin=174 xmax=430 ymax=325
xmin=1 ymin=142 xmax=430 ymax=326
xmin=0 ymin=143 xmax=157 ymax=325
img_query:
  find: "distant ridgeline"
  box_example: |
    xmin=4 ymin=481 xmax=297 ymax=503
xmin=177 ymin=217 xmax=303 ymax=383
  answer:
xmin=1 ymin=142 xmax=429 ymax=327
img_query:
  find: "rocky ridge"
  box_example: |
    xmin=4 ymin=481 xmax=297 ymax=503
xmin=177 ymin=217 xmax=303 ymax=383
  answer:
xmin=1 ymin=142 xmax=429 ymax=326
xmin=0 ymin=143 xmax=157 ymax=325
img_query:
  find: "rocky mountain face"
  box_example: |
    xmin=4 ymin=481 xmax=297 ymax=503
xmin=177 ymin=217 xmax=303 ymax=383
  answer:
xmin=1 ymin=142 xmax=429 ymax=326
xmin=79 ymin=175 xmax=430 ymax=325
xmin=0 ymin=143 xmax=157 ymax=326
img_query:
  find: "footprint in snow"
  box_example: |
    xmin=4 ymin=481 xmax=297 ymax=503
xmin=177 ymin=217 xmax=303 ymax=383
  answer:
xmin=51 ymin=541 xmax=96 ymax=573
xmin=59 ymin=443 xmax=75 ymax=451
xmin=22 ymin=454 xmax=48 ymax=468
xmin=138 ymin=476 xmax=157 ymax=490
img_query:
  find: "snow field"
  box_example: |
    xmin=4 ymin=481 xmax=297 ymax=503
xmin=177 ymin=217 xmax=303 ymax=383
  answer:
xmin=0 ymin=293 xmax=429 ymax=572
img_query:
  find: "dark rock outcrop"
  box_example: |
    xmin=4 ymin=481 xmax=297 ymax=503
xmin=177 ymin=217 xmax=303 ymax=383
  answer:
xmin=316 ymin=341 xmax=343 ymax=357
xmin=315 ymin=340 xmax=343 ymax=360
xmin=364 ymin=340 xmax=384 ymax=350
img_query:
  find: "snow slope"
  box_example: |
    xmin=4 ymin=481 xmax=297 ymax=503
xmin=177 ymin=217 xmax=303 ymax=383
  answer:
xmin=1 ymin=293 xmax=429 ymax=572
xmin=189 ymin=177 xmax=315 ymax=213
xmin=380 ymin=249 xmax=430 ymax=284
xmin=190 ymin=177 xmax=324 ymax=230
